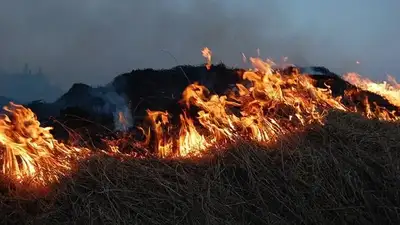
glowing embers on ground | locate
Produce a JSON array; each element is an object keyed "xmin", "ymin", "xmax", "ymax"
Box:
[{"xmin": 0, "ymin": 102, "xmax": 90, "ymax": 187}]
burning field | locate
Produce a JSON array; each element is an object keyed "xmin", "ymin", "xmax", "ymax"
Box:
[{"xmin": 0, "ymin": 48, "xmax": 400, "ymax": 224}]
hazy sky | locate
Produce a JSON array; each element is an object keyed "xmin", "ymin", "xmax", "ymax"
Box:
[{"xmin": 0, "ymin": 0, "xmax": 399, "ymax": 90}]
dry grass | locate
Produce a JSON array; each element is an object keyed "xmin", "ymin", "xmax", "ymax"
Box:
[{"xmin": 1, "ymin": 111, "xmax": 400, "ymax": 225}]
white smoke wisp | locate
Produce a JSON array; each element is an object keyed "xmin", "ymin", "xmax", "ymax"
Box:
[
  {"xmin": 113, "ymin": 104, "xmax": 133, "ymax": 132},
  {"xmin": 91, "ymin": 84, "xmax": 133, "ymax": 132}
]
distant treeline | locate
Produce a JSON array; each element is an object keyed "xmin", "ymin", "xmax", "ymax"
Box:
[{"xmin": 0, "ymin": 63, "xmax": 63, "ymax": 103}]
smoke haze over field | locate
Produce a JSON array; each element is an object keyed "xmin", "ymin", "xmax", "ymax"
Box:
[{"xmin": 0, "ymin": 0, "xmax": 399, "ymax": 91}]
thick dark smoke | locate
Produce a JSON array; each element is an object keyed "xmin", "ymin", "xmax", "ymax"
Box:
[{"xmin": 0, "ymin": 0, "xmax": 399, "ymax": 96}]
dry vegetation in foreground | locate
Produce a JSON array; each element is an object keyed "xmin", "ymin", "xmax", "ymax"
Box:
[{"xmin": 1, "ymin": 111, "xmax": 400, "ymax": 225}]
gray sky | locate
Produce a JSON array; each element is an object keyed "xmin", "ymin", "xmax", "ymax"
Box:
[{"xmin": 0, "ymin": 0, "xmax": 399, "ymax": 90}]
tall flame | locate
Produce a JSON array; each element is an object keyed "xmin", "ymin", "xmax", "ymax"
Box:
[
  {"xmin": 142, "ymin": 50, "xmax": 399, "ymax": 157},
  {"xmin": 0, "ymin": 48, "xmax": 399, "ymax": 189},
  {"xmin": 0, "ymin": 103, "xmax": 90, "ymax": 186},
  {"xmin": 202, "ymin": 47, "xmax": 212, "ymax": 70}
]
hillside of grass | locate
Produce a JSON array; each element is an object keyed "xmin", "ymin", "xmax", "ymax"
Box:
[{"xmin": 0, "ymin": 111, "xmax": 399, "ymax": 225}]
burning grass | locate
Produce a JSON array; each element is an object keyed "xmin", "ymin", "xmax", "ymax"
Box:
[
  {"xmin": 344, "ymin": 72, "xmax": 400, "ymax": 107},
  {"xmin": 1, "ymin": 111, "xmax": 400, "ymax": 224},
  {"xmin": 0, "ymin": 47, "xmax": 399, "ymax": 223},
  {"xmin": 0, "ymin": 48, "xmax": 399, "ymax": 188}
]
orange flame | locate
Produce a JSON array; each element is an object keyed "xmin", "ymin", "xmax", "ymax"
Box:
[
  {"xmin": 178, "ymin": 112, "xmax": 212, "ymax": 157},
  {"xmin": 145, "ymin": 110, "xmax": 174, "ymax": 158},
  {"xmin": 0, "ymin": 48, "xmax": 399, "ymax": 189},
  {"xmin": 0, "ymin": 103, "xmax": 90, "ymax": 187},
  {"xmin": 142, "ymin": 50, "xmax": 399, "ymax": 157},
  {"xmin": 202, "ymin": 47, "xmax": 212, "ymax": 70},
  {"xmin": 344, "ymin": 73, "xmax": 400, "ymax": 107}
]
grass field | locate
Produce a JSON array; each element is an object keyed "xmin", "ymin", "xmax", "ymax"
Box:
[{"xmin": 1, "ymin": 110, "xmax": 400, "ymax": 225}]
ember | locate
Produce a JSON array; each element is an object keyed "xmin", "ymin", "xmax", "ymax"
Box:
[{"xmin": 0, "ymin": 47, "xmax": 399, "ymax": 188}]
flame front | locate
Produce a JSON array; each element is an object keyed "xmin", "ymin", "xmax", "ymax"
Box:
[
  {"xmin": 344, "ymin": 73, "xmax": 400, "ymax": 107},
  {"xmin": 143, "ymin": 50, "xmax": 399, "ymax": 157},
  {"xmin": 0, "ymin": 48, "xmax": 399, "ymax": 189},
  {"xmin": 0, "ymin": 103, "xmax": 90, "ymax": 187}
]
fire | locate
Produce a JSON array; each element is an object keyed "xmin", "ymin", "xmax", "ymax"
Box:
[
  {"xmin": 344, "ymin": 73, "xmax": 400, "ymax": 107},
  {"xmin": 142, "ymin": 50, "xmax": 399, "ymax": 157},
  {"xmin": 202, "ymin": 47, "xmax": 212, "ymax": 70},
  {"xmin": 178, "ymin": 112, "xmax": 212, "ymax": 157},
  {"xmin": 116, "ymin": 111, "xmax": 130, "ymax": 132},
  {"xmin": 0, "ymin": 102, "xmax": 90, "ymax": 187},
  {"xmin": 0, "ymin": 47, "xmax": 399, "ymax": 189},
  {"xmin": 141, "ymin": 109, "xmax": 212, "ymax": 157}
]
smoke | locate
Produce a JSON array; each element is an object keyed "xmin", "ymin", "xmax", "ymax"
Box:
[
  {"xmin": 0, "ymin": 0, "xmax": 399, "ymax": 89},
  {"xmin": 90, "ymin": 83, "xmax": 133, "ymax": 131}
]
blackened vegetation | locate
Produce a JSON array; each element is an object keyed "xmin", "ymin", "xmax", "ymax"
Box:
[
  {"xmin": 25, "ymin": 64, "xmax": 399, "ymax": 152},
  {"xmin": 112, "ymin": 63, "xmax": 243, "ymax": 120}
]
